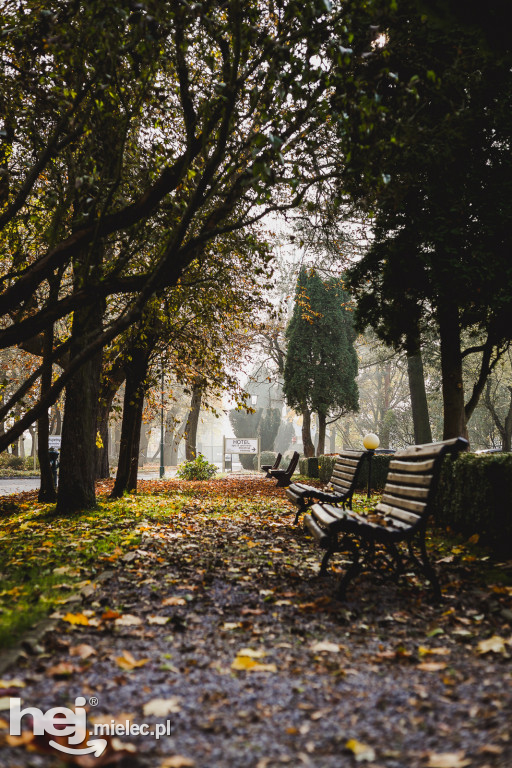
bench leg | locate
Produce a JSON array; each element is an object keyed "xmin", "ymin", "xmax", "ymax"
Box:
[
  {"xmin": 294, "ymin": 499, "xmax": 308, "ymax": 526},
  {"xmin": 336, "ymin": 537, "xmax": 362, "ymax": 599},
  {"xmin": 407, "ymin": 535, "xmax": 441, "ymax": 601}
]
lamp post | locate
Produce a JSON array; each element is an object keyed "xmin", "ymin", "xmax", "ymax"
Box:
[
  {"xmin": 363, "ymin": 433, "xmax": 380, "ymax": 498},
  {"xmin": 160, "ymin": 366, "xmax": 165, "ymax": 479}
]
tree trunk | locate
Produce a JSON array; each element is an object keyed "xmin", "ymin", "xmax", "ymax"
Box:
[
  {"xmin": 301, "ymin": 407, "xmax": 315, "ymax": 457},
  {"xmin": 406, "ymin": 331, "xmax": 432, "ymax": 444},
  {"xmin": 96, "ymin": 368, "xmax": 125, "ymax": 479},
  {"xmin": 185, "ymin": 380, "xmax": 203, "ymax": 460},
  {"xmin": 316, "ymin": 412, "xmax": 326, "ymax": 456},
  {"xmin": 110, "ymin": 348, "xmax": 149, "ymax": 498},
  {"xmin": 56, "ymin": 301, "xmax": 103, "ymax": 514},
  {"xmin": 438, "ymin": 303, "xmax": 469, "ymax": 441},
  {"xmin": 38, "ymin": 322, "xmax": 57, "ymax": 502}
]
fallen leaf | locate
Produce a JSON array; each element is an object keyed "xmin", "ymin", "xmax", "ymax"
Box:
[
  {"xmin": 46, "ymin": 662, "xmax": 76, "ymax": 677},
  {"xmin": 62, "ymin": 612, "xmax": 90, "ymax": 626},
  {"xmin": 116, "ymin": 651, "xmax": 150, "ymax": 670},
  {"xmin": 236, "ymin": 647, "xmax": 267, "ymax": 658},
  {"xmin": 147, "ymin": 615, "xmax": 170, "ymax": 625},
  {"xmin": 114, "ymin": 614, "xmax": 142, "ymax": 627},
  {"xmin": 162, "ymin": 597, "xmax": 186, "ymax": 606},
  {"xmin": 345, "ymin": 738, "xmax": 376, "ymax": 762},
  {"xmin": 160, "ymin": 757, "xmax": 195, "ymax": 768},
  {"xmin": 427, "ymin": 751, "xmax": 471, "ymax": 768},
  {"xmin": 143, "ymin": 697, "xmax": 181, "ymax": 716},
  {"xmin": 477, "ymin": 635, "xmax": 509, "ymax": 655},
  {"xmin": 0, "ymin": 678, "xmax": 25, "ymax": 688},
  {"xmin": 310, "ymin": 641, "xmax": 341, "ymax": 653},
  {"xmin": 69, "ymin": 644, "xmax": 97, "ymax": 659},
  {"xmin": 0, "ymin": 697, "xmax": 12, "ymax": 711},
  {"xmin": 101, "ymin": 610, "xmax": 121, "ymax": 620},
  {"xmin": 417, "ymin": 662, "xmax": 448, "ymax": 671}
]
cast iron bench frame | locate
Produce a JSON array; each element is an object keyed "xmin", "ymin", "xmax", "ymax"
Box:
[
  {"xmin": 303, "ymin": 437, "xmax": 468, "ymax": 600},
  {"xmin": 269, "ymin": 451, "xmax": 300, "ymax": 488},
  {"xmin": 286, "ymin": 450, "xmax": 368, "ymax": 525},
  {"xmin": 261, "ymin": 452, "xmax": 282, "ymax": 478}
]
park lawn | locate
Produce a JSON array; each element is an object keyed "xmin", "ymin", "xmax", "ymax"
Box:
[{"xmin": 0, "ymin": 476, "xmax": 507, "ymax": 650}]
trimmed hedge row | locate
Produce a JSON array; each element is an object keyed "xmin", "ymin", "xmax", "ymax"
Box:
[
  {"xmin": 300, "ymin": 450, "xmax": 512, "ymax": 554},
  {"xmin": 298, "ymin": 457, "xmax": 319, "ymax": 478},
  {"xmin": 433, "ymin": 452, "xmax": 512, "ymax": 555}
]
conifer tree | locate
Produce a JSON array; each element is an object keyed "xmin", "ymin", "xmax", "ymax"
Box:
[{"xmin": 283, "ymin": 268, "xmax": 359, "ymax": 456}]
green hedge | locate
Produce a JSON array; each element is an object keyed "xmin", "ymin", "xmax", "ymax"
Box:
[
  {"xmin": 355, "ymin": 454, "xmax": 392, "ymax": 492},
  {"xmin": 318, "ymin": 455, "xmax": 337, "ymax": 483},
  {"xmin": 255, "ymin": 451, "xmax": 278, "ymax": 470},
  {"xmin": 298, "ymin": 457, "xmax": 319, "ymax": 478},
  {"xmin": 433, "ymin": 452, "xmax": 512, "ymax": 555}
]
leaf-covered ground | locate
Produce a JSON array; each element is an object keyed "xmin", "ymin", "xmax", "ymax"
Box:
[{"xmin": 0, "ymin": 476, "xmax": 511, "ymax": 768}]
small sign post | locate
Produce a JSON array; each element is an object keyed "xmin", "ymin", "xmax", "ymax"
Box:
[
  {"xmin": 223, "ymin": 437, "xmax": 260, "ymax": 472},
  {"xmin": 48, "ymin": 435, "xmax": 62, "ymax": 450}
]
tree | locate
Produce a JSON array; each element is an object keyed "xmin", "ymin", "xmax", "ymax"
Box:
[
  {"xmin": 342, "ymin": 1, "xmax": 512, "ymax": 441},
  {"xmin": 283, "ymin": 268, "xmax": 359, "ymax": 456}
]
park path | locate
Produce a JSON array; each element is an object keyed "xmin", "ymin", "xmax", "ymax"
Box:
[{"xmin": 1, "ymin": 480, "xmax": 511, "ymax": 768}]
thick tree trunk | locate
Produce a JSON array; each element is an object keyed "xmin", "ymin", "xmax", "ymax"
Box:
[
  {"xmin": 56, "ymin": 301, "xmax": 103, "ymax": 514},
  {"xmin": 438, "ymin": 304, "xmax": 469, "ymax": 441},
  {"xmin": 110, "ymin": 348, "xmax": 149, "ymax": 498},
  {"xmin": 301, "ymin": 407, "xmax": 315, "ymax": 457},
  {"xmin": 316, "ymin": 412, "xmax": 326, "ymax": 456},
  {"xmin": 185, "ymin": 381, "xmax": 203, "ymax": 460},
  {"xmin": 406, "ymin": 331, "xmax": 432, "ymax": 444}
]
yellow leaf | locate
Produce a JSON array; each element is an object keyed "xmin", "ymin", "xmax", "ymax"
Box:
[
  {"xmin": 143, "ymin": 697, "xmax": 181, "ymax": 717},
  {"xmin": 116, "ymin": 651, "xmax": 150, "ymax": 670},
  {"xmin": 160, "ymin": 757, "xmax": 195, "ymax": 768},
  {"xmin": 345, "ymin": 739, "xmax": 376, "ymax": 762},
  {"xmin": 236, "ymin": 647, "xmax": 267, "ymax": 658},
  {"xmin": 0, "ymin": 678, "xmax": 25, "ymax": 688},
  {"xmin": 418, "ymin": 646, "xmax": 451, "ymax": 656},
  {"xmin": 477, "ymin": 635, "xmax": 508, "ymax": 654},
  {"xmin": 62, "ymin": 612, "xmax": 90, "ymax": 626},
  {"xmin": 427, "ymin": 751, "xmax": 471, "ymax": 767}
]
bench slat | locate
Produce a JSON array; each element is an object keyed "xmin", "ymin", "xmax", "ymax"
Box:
[
  {"xmin": 386, "ymin": 472, "xmax": 433, "ymax": 487},
  {"xmin": 383, "ymin": 483, "xmax": 430, "ymax": 500},
  {"xmin": 311, "ymin": 504, "xmax": 342, "ymax": 527},
  {"xmin": 330, "ymin": 479, "xmax": 352, "ymax": 492},
  {"xmin": 332, "ymin": 470, "xmax": 357, "ymax": 483},
  {"xmin": 389, "ymin": 458, "xmax": 436, "ymax": 474},
  {"xmin": 379, "ymin": 493, "xmax": 427, "ymax": 515},
  {"xmin": 304, "ymin": 513, "xmax": 329, "ymax": 545}
]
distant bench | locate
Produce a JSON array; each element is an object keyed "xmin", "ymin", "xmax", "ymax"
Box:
[
  {"xmin": 285, "ymin": 450, "xmax": 368, "ymax": 525},
  {"xmin": 303, "ymin": 437, "xmax": 468, "ymax": 600},
  {"xmin": 261, "ymin": 452, "xmax": 282, "ymax": 478},
  {"xmin": 268, "ymin": 451, "xmax": 300, "ymax": 488}
]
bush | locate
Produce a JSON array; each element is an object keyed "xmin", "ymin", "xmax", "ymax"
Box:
[
  {"xmin": 298, "ymin": 457, "xmax": 319, "ymax": 478},
  {"xmin": 177, "ymin": 454, "xmax": 217, "ymax": 481},
  {"xmin": 254, "ymin": 451, "xmax": 277, "ymax": 470},
  {"xmin": 318, "ymin": 455, "xmax": 337, "ymax": 483},
  {"xmin": 0, "ymin": 453, "xmax": 24, "ymax": 470},
  {"xmin": 433, "ymin": 452, "xmax": 512, "ymax": 555},
  {"xmin": 24, "ymin": 455, "xmax": 39, "ymax": 471},
  {"xmin": 355, "ymin": 454, "xmax": 392, "ymax": 492}
]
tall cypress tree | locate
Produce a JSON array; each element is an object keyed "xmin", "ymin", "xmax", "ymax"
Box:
[{"xmin": 283, "ymin": 268, "xmax": 359, "ymax": 456}]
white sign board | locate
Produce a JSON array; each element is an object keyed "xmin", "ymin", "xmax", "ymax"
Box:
[
  {"xmin": 48, "ymin": 435, "xmax": 62, "ymax": 449},
  {"xmin": 224, "ymin": 438, "xmax": 258, "ymax": 454}
]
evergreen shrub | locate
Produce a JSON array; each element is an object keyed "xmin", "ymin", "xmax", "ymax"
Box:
[
  {"xmin": 319, "ymin": 455, "xmax": 337, "ymax": 482},
  {"xmin": 255, "ymin": 451, "xmax": 277, "ymax": 470},
  {"xmin": 433, "ymin": 452, "xmax": 512, "ymax": 555},
  {"xmin": 355, "ymin": 454, "xmax": 392, "ymax": 491},
  {"xmin": 297, "ymin": 457, "xmax": 319, "ymax": 478}
]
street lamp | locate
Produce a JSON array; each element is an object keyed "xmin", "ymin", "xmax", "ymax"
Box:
[
  {"xmin": 160, "ymin": 366, "xmax": 165, "ymax": 479},
  {"xmin": 363, "ymin": 433, "xmax": 380, "ymax": 498}
]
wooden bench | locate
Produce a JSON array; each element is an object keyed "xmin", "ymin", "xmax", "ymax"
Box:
[
  {"xmin": 303, "ymin": 437, "xmax": 468, "ymax": 600},
  {"xmin": 286, "ymin": 450, "xmax": 368, "ymax": 525},
  {"xmin": 261, "ymin": 452, "xmax": 282, "ymax": 478},
  {"xmin": 269, "ymin": 451, "xmax": 300, "ymax": 488}
]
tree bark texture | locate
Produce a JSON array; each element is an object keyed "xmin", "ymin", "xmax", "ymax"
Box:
[
  {"xmin": 38, "ymin": 322, "xmax": 57, "ymax": 502},
  {"xmin": 316, "ymin": 412, "xmax": 326, "ymax": 456},
  {"xmin": 110, "ymin": 348, "xmax": 150, "ymax": 498},
  {"xmin": 56, "ymin": 301, "xmax": 103, "ymax": 513},
  {"xmin": 438, "ymin": 303, "xmax": 469, "ymax": 441},
  {"xmin": 185, "ymin": 381, "xmax": 204, "ymax": 460},
  {"xmin": 301, "ymin": 407, "xmax": 315, "ymax": 457},
  {"xmin": 406, "ymin": 331, "xmax": 433, "ymax": 444}
]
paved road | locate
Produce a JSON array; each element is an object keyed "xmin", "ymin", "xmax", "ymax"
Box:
[{"xmin": 0, "ymin": 470, "xmax": 180, "ymax": 496}]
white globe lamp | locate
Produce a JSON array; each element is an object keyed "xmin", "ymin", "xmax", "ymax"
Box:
[{"xmin": 363, "ymin": 433, "xmax": 380, "ymax": 451}]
